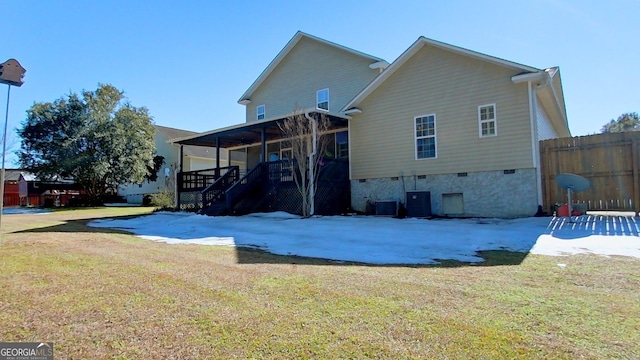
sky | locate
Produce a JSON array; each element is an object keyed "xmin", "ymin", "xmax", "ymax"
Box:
[
  {"xmin": 1, "ymin": 0, "xmax": 638, "ymax": 166},
  {"xmin": 84, "ymin": 210, "xmax": 640, "ymax": 264}
]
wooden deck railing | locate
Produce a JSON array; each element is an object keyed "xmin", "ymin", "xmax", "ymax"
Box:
[{"xmin": 177, "ymin": 166, "xmax": 237, "ymax": 192}]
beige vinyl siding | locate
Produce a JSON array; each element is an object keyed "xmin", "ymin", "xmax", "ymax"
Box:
[
  {"xmin": 245, "ymin": 37, "xmax": 380, "ymax": 123},
  {"xmin": 536, "ymin": 96, "xmax": 559, "ymax": 141},
  {"xmin": 350, "ymin": 45, "xmax": 533, "ymax": 179}
]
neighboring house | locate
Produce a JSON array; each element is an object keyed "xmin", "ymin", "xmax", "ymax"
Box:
[
  {"xmin": 118, "ymin": 125, "xmax": 234, "ymax": 204},
  {"xmin": 18, "ymin": 172, "xmax": 83, "ymax": 206},
  {"xmin": 3, "ymin": 169, "xmax": 22, "ymax": 207},
  {"xmin": 172, "ymin": 31, "xmax": 570, "ymax": 217}
]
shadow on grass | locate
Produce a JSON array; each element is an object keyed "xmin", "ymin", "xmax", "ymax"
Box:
[
  {"xmin": 10, "ymin": 213, "xmax": 149, "ymax": 235},
  {"xmin": 234, "ymin": 247, "xmax": 530, "ymax": 268}
]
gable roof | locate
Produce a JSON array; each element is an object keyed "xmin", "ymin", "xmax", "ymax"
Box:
[
  {"xmin": 155, "ymin": 125, "xmax": 197, "ymax": 140},
  {"xmin": 238, "ymin": 31, "xmax": 387, "ymax": 104},
  {"xmin": 343, "ymin": 36, "xmax": 543, "ymax": 111},
  {"xmin": 4, "ymin": 169, "xmax": 23, "ymax": 182},
  {"xmin": 155, "ymin": 125, "xmax": 228, "ymax": 160}
]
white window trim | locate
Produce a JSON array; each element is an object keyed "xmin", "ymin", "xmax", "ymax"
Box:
[
  {"xmin": 478, "ymin": 103, "xmax": 497, "ymax": 138},
  {"xmin": 414, "ymin": 113, "xmax": 437, "ymax": 160},
  {"xmin": 256, "ymin": 104, "xmax": 265, "ymax": 121},
  {"xmin": 316, "ymin": 88, "xmax": 329, "ymax": 111}
]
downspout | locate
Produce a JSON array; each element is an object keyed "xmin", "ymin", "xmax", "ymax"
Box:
[
  {"xmin": 528, "ymin": 81, "xmax": 544, "ymax": 207},
  {"xmin": 305, "ymin": 111, "xmax": 317, "ymax": 216},
  {"xmin": 513, "ymin": 71, "xmax": 550, "ymax": 212}
]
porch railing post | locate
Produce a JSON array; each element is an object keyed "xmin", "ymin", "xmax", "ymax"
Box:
[
  {"xmin": 179, "ymin": 145, "xmax": 184, "ymax": 173},
  {"xmin": 215, "ymin": 136, "xmax": 221, "ymax": 177},
  {"xmin": 260, "ymin": 127, "xmax": 266, "ymax": 163}
]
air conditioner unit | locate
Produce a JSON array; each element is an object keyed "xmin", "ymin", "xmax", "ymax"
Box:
[
  {"xmin": 375, "ymin": 200, "xmax": 398, "ymax": 216},
  {"xmin": 406, "ymin": 191, "xmax": 431, "ymax": 218}
]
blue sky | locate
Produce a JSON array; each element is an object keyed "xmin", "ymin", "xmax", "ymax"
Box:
[{"xmin": 1, "ymin": 0, "xmax": 638, "ymax": 165}]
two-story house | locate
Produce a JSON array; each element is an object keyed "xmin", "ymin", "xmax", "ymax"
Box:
[{"xmin": 173, "ymin": 31, "xmax": 570, "ymax": 217}]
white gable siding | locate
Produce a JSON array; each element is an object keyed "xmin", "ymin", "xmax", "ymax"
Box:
[
  {"xmin": 350, "ymin": 45, "xmax": 533, "ymax": 180},
  {"xmin": 245, "ymin": 37, "xmax": 380, "ymax": 122},
  {"xmin": 118, "ymin": 131, "xmax": 180, "ymax": 202},
  {"xmin": 536, "ymin": 96, "xmax": 559, "ymax": 141},
  {"xmin": 184, "ymin": 157, "xmax": 219, "ymax": 172}
]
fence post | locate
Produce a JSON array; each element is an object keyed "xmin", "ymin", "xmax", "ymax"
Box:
[
  {"xmin": 542, "ymin": 139, "xmax": 555, "ymax": 214},
  {"xmin": 542, "ymin": 140, "xmax": 550, "ymax": 214}
]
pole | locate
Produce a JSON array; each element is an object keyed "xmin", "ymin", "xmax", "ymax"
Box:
[
  {"xmin": 0, "ymin": 84, "xmax": 11, "ymax": 247},
  {"xmin": 567, "ymin": 187, "xmax": 572, "ymax": 223}
]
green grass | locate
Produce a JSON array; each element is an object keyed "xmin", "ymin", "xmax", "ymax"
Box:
[{"xmin": 1, "ymin": 207, "xmax": 639, "ymax": 359}]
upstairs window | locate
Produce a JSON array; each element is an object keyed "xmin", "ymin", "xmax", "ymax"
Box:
[
  {"xmin": 257, "ymin": 104, "xmax": 265, "ymax": 120},
  {"xmin": 415, "ymin": 114, "xmax": 437, "ymax": 159},
  {"xmin": 316, "ymin": 88, "xmax": 329, "ymax": 111},
  {"xmin": 478, "ymin": 104, "xmax": 496, "ymax": 137}
]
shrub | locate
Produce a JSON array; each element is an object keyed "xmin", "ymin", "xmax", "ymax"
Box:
[{"xmin": 147, "ymin": 191, "xmax": 175, "ymax": 210}]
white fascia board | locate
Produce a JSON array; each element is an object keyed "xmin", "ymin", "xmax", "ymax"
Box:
[
  {"xmin": 238, "ymin": 31, "xmax": 386, "ymax": 104},
  {"xmin": 345, "ymin": 36, "xmax": 543, "ymax": 111},
  {"xmin": 343, "ymin": 38, "xmax": 426, "ymax": 111},
  {"xmin": 167, "ymin": 109, "xmax": 351, "ymax": 144}
]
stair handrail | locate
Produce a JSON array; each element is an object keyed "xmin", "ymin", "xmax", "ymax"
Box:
[
  {"xmin": 200, "ymin": 166, "xmax": 240, "ymax": 208},
  {"xmin": 225, "ymin": 162, "xmax": 267, "ymax": 210}
]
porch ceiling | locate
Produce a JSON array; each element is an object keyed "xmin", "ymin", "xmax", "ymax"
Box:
[{"xmin": 173, "ymin": 112, "xmax": 349, "ymax": 148}]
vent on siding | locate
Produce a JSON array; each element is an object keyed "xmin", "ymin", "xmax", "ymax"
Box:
[
  {"xmin": 442, "ymin": 193, "xmax": 464, "ymax": 215},
  {"xmin": 359, "ymin": 179, "xmax": 367, "ymax": 183},
  {"xmin": 457, "ymin": 172, "xmax": 468, "ymax": 177},
  {"xmin": 417, "ymin": 175, "xmax": 426, "ymax": 179},
  {"xmin": 504, "ymin": 169, "xmax": 516, "ymax": 174}
]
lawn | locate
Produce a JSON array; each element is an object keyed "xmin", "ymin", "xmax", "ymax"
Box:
[{"xmin": 1, "ymin": 207, "xmax": 639, "ymax": 359}]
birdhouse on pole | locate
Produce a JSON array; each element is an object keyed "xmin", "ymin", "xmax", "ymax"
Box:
[{"xmin": 0, "ymin": 59, "xmax": 26, "ymax": 87}]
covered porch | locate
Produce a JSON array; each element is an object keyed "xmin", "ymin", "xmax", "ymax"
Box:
[{"xmin": 172, "ymin": 111, "xmax": 351, "ymax": 215}]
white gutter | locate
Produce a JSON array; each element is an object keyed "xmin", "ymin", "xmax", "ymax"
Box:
[
  {"xmin": 511, "ymin": 71, "xmax": 546, "ymax": 84},
  {"xmin": 514, "ymin": 69, "xmax": 569, "ymax": 137},
  {"xmin": 305, "ymin": 111, "xmax": 317, "ymax": 216},
  {"xmin": 369, "ymin": 61, "xmax": 389, "ymax": 73}
]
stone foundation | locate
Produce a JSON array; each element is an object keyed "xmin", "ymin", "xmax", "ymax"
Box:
[{"xmin": 351, "ymin": 169, "xmax": 539, "ymax": 218}]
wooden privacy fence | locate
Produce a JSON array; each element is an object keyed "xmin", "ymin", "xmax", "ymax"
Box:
[{"xmin": 540, "ymin": 132, "xmax": 640, "ymax": 215}]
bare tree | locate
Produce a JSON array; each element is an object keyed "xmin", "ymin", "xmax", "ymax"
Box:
[{"xmin": 278, "ymin": 109, "xmax": 332, "ymax": 217}]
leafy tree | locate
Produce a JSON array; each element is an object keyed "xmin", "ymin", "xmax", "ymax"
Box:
[
  {"xmin": 600, "ymin": 112, "xmax": 640, "ymax": 133},
  {"xmin": 18, "ymin": 84, "xmax": 157, "ymax": 204},
  {"xmin": 144, "ymin": 155, "xmax": 165, "ymax": 182}
]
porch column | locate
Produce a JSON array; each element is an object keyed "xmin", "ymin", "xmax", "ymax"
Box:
[
  {"xmin": 260, "ymin": 126, "xmax": 266, "ymax": 163},
  {"xmin": 215, "ymin": 136, "xmax": 220, "ymax": 174},
  {"xmin": 179, "ymin": 145, "xmax": 184, "ymax": 172}
]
